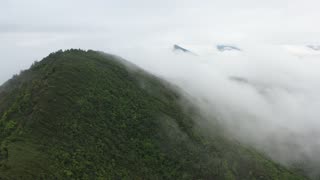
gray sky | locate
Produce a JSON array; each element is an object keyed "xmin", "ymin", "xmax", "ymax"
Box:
[{"xmin": 1, "ymin": 0, "xmax": 320, "ymax": 83}]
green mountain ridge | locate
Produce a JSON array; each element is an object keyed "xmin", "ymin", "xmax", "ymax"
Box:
[{"xmin": 0, "ymin": 49, "xmax": 306, "ymax": 179}]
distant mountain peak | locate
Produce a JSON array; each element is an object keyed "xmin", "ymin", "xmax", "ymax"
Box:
[
  {"xmin": 217, "ymin": 45, "xmax": 241, "ymax": 52},
  {"xmin": 307, "ymin": 45, "xmax": 320, "ymax": 51},
  {"xmin": 173, "ymin": 44, "xmax": 189, "ymax": 52},
  {"xmin": 173, "ymin": 44, "xmax": 196, "ymax": 55}
]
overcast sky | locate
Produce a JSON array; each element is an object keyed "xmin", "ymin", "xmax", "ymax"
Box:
[{"xmin": 1, "ymin": 0, "xmax": 320, "ymax": 83}]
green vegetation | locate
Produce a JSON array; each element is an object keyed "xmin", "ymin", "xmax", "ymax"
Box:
[{"xmin": 0, "ymin": 49, "xmax": 307, "ymax": 179}]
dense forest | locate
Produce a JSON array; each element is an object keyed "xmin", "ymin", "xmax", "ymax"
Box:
[{"xmin": 0, "ymin": 49, "xmax": 307, "ymax": 179}]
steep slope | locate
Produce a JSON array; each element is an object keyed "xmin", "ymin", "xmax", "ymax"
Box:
[{"xmin": 0, "ymin": 49, "xmax": 306, "ymax": 179}]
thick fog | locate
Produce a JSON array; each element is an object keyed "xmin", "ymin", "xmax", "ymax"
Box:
[{"xmin": 2, "ymin": 0, "xmax": 320, "ymax": 177}]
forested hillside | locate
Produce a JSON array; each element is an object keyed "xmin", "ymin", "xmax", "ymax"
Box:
[{"xmin": 0, "ymin": 49, "xmax": 306, "ymax": 179}]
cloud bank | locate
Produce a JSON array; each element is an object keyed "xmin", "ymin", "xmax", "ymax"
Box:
[{"xmin": 128, "ymin": 46, "xmax": 320, "ymax": 177}]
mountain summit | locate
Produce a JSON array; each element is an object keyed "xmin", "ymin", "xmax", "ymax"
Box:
[{"xmin": 0, "ymin": 49, "xmax": 305, "ymax": 179}]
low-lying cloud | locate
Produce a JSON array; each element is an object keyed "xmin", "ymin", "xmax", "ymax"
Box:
[{"xmin": 127, "ymin": 45, "xmax": 320, "ymax": 177}]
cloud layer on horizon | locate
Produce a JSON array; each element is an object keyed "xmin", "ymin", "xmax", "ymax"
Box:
[{"xmin": 1, "ymin": 0, "xmax": 320, "ymax": 83}]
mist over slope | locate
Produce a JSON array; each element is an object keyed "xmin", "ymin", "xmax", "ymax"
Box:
[
  {"xmin": 0, "ymin": 49, "xmax": 306, "ymax": 179},
  {"xmin": 126, "ymin": 45, "xmax": 320, "ymax": 178}
]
